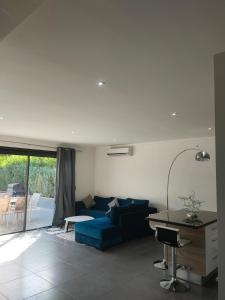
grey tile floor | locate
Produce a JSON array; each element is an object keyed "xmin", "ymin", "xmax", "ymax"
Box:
[{"xmin": 0, "ymin": 230, "xmax": 218, "ymax": 300}]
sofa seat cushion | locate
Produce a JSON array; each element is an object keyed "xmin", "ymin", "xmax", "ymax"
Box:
[
  {"xmin": 75, "ymin": 217, "xmax": 121, "ymax": 240},
  {"xmin": 78, "ymin": 209, "xmax": 105, "ymax": 219}
]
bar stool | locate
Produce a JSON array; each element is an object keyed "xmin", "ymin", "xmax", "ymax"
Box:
[
  {"xmin": 155, "ymin": 225, "xmax": 191, "ymax": 292},
  {"xmin": 149, "ymin": 221, "xmax": 168, "ymax": 270}
]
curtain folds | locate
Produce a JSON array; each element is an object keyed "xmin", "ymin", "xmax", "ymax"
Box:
[{"xmin": 52, "ymin": 147, "xmax": 76, "ymax": 226}]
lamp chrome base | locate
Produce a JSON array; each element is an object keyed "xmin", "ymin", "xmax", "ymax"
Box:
[
  {"xmin": 160, "ymin": 278, "xmax": 190, "ymax": 292},
  {"xmin": 153, "ymin": 259, "xmax": 168, "ymax": 270}
]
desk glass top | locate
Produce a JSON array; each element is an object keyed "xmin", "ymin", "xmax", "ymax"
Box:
[{"xmin": 147, "ymin": 209, "xmax": 217, "ymax": 228}]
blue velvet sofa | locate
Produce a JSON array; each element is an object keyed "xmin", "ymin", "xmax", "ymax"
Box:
[{"xmin": 75, "ymin": 196, "xmax": 157, "ymax": 250}]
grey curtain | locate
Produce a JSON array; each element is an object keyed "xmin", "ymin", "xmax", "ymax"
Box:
[{"xmin": 52, "ymin": 147, "xmax": 76, "ymax": 226}]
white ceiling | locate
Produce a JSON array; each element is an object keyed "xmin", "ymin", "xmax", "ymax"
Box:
[
  {"xmin": 0, "ymin": 0, "xmax": 44, "ymax": 40},
  {"xmin": 0, "ymin": 0, "xmax": 224, "ymax": 146}
]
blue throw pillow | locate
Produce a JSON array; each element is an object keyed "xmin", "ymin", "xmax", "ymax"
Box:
[
  {"xmin": 105, "ymin": 198, "xmax": 119, "ymax": 215},
  {"xmin": 94, "ymin": 196, "xmax": 114, "ymax": 211}
]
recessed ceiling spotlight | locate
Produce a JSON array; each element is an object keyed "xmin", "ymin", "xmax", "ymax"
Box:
[
  {"xmin": 171, "ymin": 112, "xmax": 177, "ymax": 117},
  {"xmin": 97, "ymin": 81, "xmax": 105, "ymax": 86},
  {"xmin": 208, "ymin": 127, "xmax": 212, "ymax": 131},
  {"xmin": 0, "ymin": 116, "xmax": 4, "ymax": 120}
]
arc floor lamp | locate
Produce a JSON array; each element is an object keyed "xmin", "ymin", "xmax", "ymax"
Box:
[{"xmin": 154, "ymin": 148, "xmax": 210, "ymax": 270}]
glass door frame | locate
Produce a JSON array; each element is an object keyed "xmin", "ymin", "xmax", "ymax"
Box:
[{"xmin": 0, "ymin": 146, "xmax": 56, "ymax": 235}]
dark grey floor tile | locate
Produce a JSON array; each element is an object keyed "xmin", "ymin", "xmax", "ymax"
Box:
[
  {"xmin": 16, "ymin": 252, "xmax": 63, "ymax": 272},
  {"xmin": 41, "ymin": 241, "xmax": 88, "ymax": 262},
  {"xmin": 61, "ymin": 255, "xmax": 102, "ymax": 274},
  {"xmin": 0, "ymin": 262, "xmax": 32, "ymax": 284},
  {"xmin": 25, "ymin": 288, "xmax": 75, "ymax": 300},
  {"xmin": 0, "ymin": 274, "xmax": 54, "ymax": 300},
  {"xmin": 50, "ymin": 248, "xmax": 76, "ymax": 261},
  {"xmin": 36, "ymin": 262, "xmax": 86, "ymax": 285},
  {"xmin": 57, "ymin": 273, "xmax": 119, "ymax": 300},
  {"xmin": 101, "ymin": 285, "xmax": 164, "ymax": 300}
]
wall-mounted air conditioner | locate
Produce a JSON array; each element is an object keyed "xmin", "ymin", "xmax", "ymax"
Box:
[{"xmin": 107, "ymin": 146, "xmax": 133, "ymax": 156}]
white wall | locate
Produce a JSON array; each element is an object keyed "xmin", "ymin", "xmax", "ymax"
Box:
[
  {"xmin": 0, "ymin": 135, "xmax": 95, "ymax": 201},
  {"xmin": 94, "ymin": 137, "xmax": 217, "ymax": 212},
  {"xmin": 0, "ymin": 135, "xmax": 216, "ymax": 211},
  {"xmin": 75, "ymin": 147, "xmax": 95, "ymax": 201},
  {"xmin": 214, "ymin": 51, "xmax": 225, "ymax": 300}
]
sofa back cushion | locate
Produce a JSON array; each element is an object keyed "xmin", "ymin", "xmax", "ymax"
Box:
[
  {"xmin": 127, "ymin": 198, "xmax": 149, "ymax": 209},
  {"xmin": 117, "ymin": 199, "xmax": 132, "ymax": 206},
  {"xmin": 130, "ymin": 203, "xmax": 148, "ymax": 211},
  {"xmin": 110, "ymin": 200, "xmax": 150, "ymax": 226},
  {"xmin": 94, "ymin": 196, "xmax": 114, "ymax": 211},
  {"xmin": 118, "ymin": 198, "xmax": 149, "ymax": 208}
]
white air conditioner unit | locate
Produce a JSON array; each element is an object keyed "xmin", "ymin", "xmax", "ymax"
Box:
[{"xmin": 107, "ymin": 146, "xmax": 133, "ymax": 156}]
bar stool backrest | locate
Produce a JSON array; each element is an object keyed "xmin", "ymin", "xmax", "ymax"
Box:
[{"xmin": 155, "ymin": 225, "xmax": 180, "ymax": 248}]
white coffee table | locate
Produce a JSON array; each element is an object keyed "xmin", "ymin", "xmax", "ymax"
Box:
[{"xmin": 64, "ymin": 215, "xmax": 94, "ymax": 232}]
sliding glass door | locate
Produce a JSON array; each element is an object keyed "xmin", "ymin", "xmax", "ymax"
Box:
[
  {"xmin": 26, "ymin": 156, "xmax": 56, "ymax": 230},
  {"xmin": 0, "ymin": 147, "xmax": 56, "ymax": 235},
  {"xmin": 0, "ymin": 154, "xmax": 28, "ymax": 235}
]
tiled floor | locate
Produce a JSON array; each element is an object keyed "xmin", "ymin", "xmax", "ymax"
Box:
[{"xmin": 0, "ymin": 230, "xmax": 218, "ymax": 300}]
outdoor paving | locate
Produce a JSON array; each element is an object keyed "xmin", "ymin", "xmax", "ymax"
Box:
[{"xmin": 0, "ymin": 208, "xmax": 53, "ymax": 235}]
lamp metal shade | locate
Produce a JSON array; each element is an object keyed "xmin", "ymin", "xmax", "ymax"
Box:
[{"xmin": 195, "ymin": 151, "xmax": 210, "ymax": 162}]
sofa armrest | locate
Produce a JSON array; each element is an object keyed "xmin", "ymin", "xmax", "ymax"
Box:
[
  {"xmin": 118, "ymin": 209, "xmax": 153, "ymax": 239},
  {"xmin": 118, "ymin": 209, "xmax": 150, "ymax": 229},
  {"xmin": 75, "ymin": 201, "xmax": 86, "ymax": 215},
  {"xmin": 119, "ymin": 211, "xmax": 143, "ymax": 225}
]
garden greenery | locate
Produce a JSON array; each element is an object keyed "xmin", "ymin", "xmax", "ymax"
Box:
[{"xmin": 0, "ymin": 155, "xmax": 56, "ymax": 198}]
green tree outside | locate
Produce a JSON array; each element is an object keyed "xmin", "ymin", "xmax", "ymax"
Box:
[{"xmin": 0, "ymin": 155, "xmax": 56, "ymax": 198}]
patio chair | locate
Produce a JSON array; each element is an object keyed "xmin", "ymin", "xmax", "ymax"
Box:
[
  {"xmin": 27, "ymin": 193, "xmax": 41, "ymax": 224},
  {"xmin": 15, "ymin": 197, "xmax": 26, "ymax": 224},
  {"xmin": 0, "ymin": 196, "xmax": 10, "ymax": 226}
]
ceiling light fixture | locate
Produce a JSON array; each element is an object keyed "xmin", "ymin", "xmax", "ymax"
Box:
[
  {"xmin": 208, "ymin": 127, "xmax": 212, "ymax": 131},
  {"xmin": 171, "ymin": 112, "xmax": 177, "ymax": 117},
  {"xmin": 71, "ymin": 130, "xmax": 75, "ymax": 134},
  {"xmin": 97, "ymin": 81, "xmax": 105, "ymax": 86},
  {"xmin": 0, "ymin": 116, "xmax": 4, "ymax": 120}
]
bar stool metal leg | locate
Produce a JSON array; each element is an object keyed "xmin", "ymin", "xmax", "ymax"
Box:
[
  {"xmin": 153, "ymin": 244, "xmax": 168, "ymax": 270},
  {"xmin": 160, "ymin": 247, "xmax": 190, "ymax": 292}
]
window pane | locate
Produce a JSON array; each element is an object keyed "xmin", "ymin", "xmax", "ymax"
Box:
[
  {"xmin": 26, "ymin": 156, "xmax": 56, "ymax": 230},
  {"xmin": 0, "ymin": 154, "xmax": 28, "ymax": 234}
]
